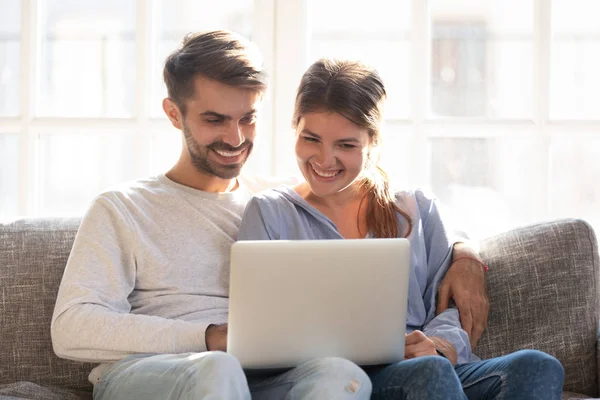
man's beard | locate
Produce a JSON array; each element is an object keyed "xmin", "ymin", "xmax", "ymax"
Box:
[{"xmin": 182, "ymin": 122, "xmax": 253, "ymax": 180}]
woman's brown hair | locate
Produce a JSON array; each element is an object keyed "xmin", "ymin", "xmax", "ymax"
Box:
[{"xmin": 292, "ymin": 58, "xmax": 412, "ymax": 238}]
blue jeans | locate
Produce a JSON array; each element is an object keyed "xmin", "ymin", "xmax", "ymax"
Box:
[
  {"xmin": 93, "ymin": 351, "xmax": 371, "ymax": 400},
  {"xmin": 365, "ymin": 350, "xmax": 564, "ymax": 400}
]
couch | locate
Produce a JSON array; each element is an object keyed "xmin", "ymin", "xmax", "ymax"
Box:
[{"xmin": 0, "ymin": 217, "xmax": 598, "ymax": 399}]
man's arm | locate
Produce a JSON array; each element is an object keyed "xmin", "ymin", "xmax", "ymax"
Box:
[
  {"xmin": 51, "ymin": 194, "xmax": 210, "ymax": 363},
  {"xmin": 436, "ymin": 242, "xmax": 489, "ymax": 350},
  {"xmin": 415, "ymin": 190, "xmax": 489, "ymax": 351}
]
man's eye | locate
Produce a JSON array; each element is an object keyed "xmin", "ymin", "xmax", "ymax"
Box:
[
  {"xmin": 241, "ymin": 117, "xmax": 256, "ymax": 124},
  {"xmin": 206, "ymin": 119, "xmax": 222, "ymax": 124}
]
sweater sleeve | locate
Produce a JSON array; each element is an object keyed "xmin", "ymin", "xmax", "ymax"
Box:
[
  {"xmin": 51, "ymin": 195, "xmax": 209, "ymax": 363},
  {"xmin": 415, "ymin": 190, "xmax": 472, "ymax": 365}
]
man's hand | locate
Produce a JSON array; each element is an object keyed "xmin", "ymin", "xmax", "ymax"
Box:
[
  {"xmin": 436, "ymin": 243, "xmax": 489, "ymax": 350},
  {"xmin": 404, "ymin": 331, "xmax": 437, "ymax": 359},
  {"xmin": 205, "ymin": 323, "xmax": 228, "ymax": 351}
]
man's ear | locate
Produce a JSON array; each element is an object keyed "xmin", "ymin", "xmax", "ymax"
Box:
[{"xmin": 163, "ymin": 98, "xmax": 183, "ymax": 130}]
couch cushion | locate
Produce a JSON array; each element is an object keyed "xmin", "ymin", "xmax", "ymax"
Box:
[
  {"xmin": 477, "ymin": 219, "xmax": 599, "ymax": 396},
  {"xmin": 0, "ymin": 218, "xmax": 93, "ymax": 391},
  {"xmin": 0, "ymin": 382, "xmax": 91, "ymax": 400}
]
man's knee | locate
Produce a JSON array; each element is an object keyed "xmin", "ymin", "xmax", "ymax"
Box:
[
  {"xmin": 308, "ymin": 357, "xmax": 371, "ymax": 394},
  {"xmin": 185, "ymin": 351, "xmax": 244, "ymax": 378}
]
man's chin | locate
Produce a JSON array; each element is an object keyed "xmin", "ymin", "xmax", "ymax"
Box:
[{"xmin": 205, "ymin": 163, "xmax": 245, "ymax": 180}]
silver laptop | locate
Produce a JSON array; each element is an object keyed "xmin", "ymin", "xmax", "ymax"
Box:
[{"xmin": 227, "ymin": 239, "xmax": 410, "ymax": 369}]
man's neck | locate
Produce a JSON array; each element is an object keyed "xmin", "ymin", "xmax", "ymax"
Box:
[{"xmin": 166, "ymin": 163, "xmax": 238, "ymax": 193}]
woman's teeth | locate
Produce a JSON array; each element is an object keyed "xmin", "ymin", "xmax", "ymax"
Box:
[{"xmin": 311, "ymin": 165, "xmax": 340, "ymax": 178}]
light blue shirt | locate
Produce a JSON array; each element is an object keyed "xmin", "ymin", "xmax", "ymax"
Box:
[{"xmin": 237, "ymin": 185, "xmax": 477, "ymax": 365}]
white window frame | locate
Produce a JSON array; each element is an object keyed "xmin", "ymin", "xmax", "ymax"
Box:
[
  {"xmin": 4, "ymin": 0, "xmax": 600, "ymax": 220},
  {"xmin": 271, "ymin": 0, "xmax": 600, "ymax": 226}
]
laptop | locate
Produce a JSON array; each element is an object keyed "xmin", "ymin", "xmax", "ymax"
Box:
[{"xmin": 227, "ymin": 238, "xmax": 410, "ymax": 369}]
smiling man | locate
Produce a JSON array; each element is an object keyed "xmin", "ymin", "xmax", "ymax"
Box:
[{"xmin": 50, "ymin": 30, "xmax": 488, "ymax": 400}]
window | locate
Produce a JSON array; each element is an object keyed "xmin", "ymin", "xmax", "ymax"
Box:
[
  {"xmin": 0, "ymin": 0, "xmax": 20, "ymax": 116},
  {"xmin": 1, "ymin": 0, "xmax": 267, "ymax": 217},
  {"xmin": 2, "ymin": 0, "xmax": 599, "ymax": 242}
]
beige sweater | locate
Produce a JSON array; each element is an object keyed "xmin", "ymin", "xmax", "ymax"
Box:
[{"xmin": 51, "ymin": 174, "xmax": 254, "ymax": 384}]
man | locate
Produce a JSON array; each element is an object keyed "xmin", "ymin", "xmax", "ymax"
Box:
[{"xmin": 51, "ymin": 30, "xmax": 488, "ymax": 400}]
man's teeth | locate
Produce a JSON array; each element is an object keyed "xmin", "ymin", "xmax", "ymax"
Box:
[
  {"xmin": 215, "ymin": 149, "xmax": 244, "ymax": 157},
  {"xmin": 311, "ymin": 165, "xmax": 340, "ymax": 178}
]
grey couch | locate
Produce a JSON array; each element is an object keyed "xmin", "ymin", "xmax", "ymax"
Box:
[{"xmin": 0, "ymin": 217, "xmax": 598, "ymax": 399}]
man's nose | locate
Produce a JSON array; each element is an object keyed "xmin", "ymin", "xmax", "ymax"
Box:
[{"xmin": 222, "ymin": 123, "xmax": 245, "ymax": 148}]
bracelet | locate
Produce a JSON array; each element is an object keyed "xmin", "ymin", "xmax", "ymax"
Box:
[{"xmin": 452, "ymin": 256, "xmax": 489, "ymax": 272}]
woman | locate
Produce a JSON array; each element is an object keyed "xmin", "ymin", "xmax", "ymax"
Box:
[{"xmin": 238, "ymin": 58, "xmax": 564, "ymax": 399}]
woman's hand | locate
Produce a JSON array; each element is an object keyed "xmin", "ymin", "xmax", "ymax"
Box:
[
  {"xmin": 405, "ymin": 331, "xmax": 458, "ymax": 365},
  {"xmin": 404, "ymin": 330, "xmax": 437, "ymax": 359}
]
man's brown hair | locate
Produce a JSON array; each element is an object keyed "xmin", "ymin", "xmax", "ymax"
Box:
[{"xmin": 163, "ymin": 30, "xmax": 267, "ymax": 114}]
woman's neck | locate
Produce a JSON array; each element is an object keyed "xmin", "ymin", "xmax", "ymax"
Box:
[
  {"xmin": 294, "ymin": 181, "xmax": 361, "ymax": 210},
  {"xmin": 294, "ymin": 181, "xmax": 369, "ymax": 238}
]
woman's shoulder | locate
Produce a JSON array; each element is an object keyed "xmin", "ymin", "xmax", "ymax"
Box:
[
  {"xmin": 245, "ymin": 185, "xmax": 299, "ymax": 215},
  {"xmin": 393, "ymin": 187, "xmax": 438, "ymax": 206}
]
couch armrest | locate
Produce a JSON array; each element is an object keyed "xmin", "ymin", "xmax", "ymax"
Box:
[{"xmin": 476, "ymin": 219, "xmax": 599, "ymax": 397}]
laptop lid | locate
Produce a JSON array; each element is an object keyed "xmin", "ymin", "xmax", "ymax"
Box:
[{"xmin": 227, "ymin": 238, "xmax": 410, "ymax": 369}]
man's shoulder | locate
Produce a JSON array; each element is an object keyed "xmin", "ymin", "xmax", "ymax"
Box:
[
  {"xmin": 393, "ymin": 187, "xmax": 438, "ymax": 207},
  {"xmin": 88, "ymin": 175, "xmax": 168, "ymax": 215}
]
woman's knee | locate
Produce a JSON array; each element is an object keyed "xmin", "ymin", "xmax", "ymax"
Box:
[
  {"xmin": 411, "ymin": 355, "xmax": 456, "ymax": 379},
  {"xmin": 507, "ymin": 350, "xmax": 564, "ymax": 381},
  {"xmin": 374, "ymin": 357, "xmax": 463, "ymax": 400}
]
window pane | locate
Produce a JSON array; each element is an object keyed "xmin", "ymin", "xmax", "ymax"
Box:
[
  {"xmin": 0, "ymin": 0, "xmax": 20, "ymax": 116},
  {"xmin": 308, "ymin": 0, "xmax": 411, "ymax": 119},
  {"xmin": 37, "ymin": 0, "xmax": 136, "ymax": 117},
  {"xmin": 0, "ymin": 134, "xmax": 19, "ymax": 216},
  {"xmin": 378, "ymin": 123, "xmax": 412, "ymax": 186},
  {"xmin": 150, "ymin": 130, "xmax": 181, "ymax": 175},
  {"xmin": 429, "ymin": 136, "xmax": 538, "ymax": 239},
  {"xmin": 550, "ymin": 0, "xmax": 600, "ymax": 119},
  {"xmin": 151, "ymin": 0, "xmax": 254, "ymax": 117},
  {"xmin": 430, "ymin": 0, "xmax": 533, "ymax": 118},
  {"xmin": 550, "ymin": 137, "xmax": 600, "ymax": 233},
  {"xmin": 37, "ymin": 132, "xmax": 137, "ymax": 215}
]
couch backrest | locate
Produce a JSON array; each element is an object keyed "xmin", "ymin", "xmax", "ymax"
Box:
[
  {"xmin": 477, "ymin": 219, "xmax": 599, "ymax": 396},
  {"xmin": 0, "ymin": 218, "xmax": 93, "ymax": 391}
]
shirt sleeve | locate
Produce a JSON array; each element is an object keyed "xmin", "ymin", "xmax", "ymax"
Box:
[
  {"xmin": 238, "ymin": 195, "xmax": 276, "ymax": 240},
  {"xmin": 51, "ymin": 195, "xmax": 209, "ymax": 363},
  {"xmin": 415, "ymin": 190, "xmax": 472, "ymax": 365}
]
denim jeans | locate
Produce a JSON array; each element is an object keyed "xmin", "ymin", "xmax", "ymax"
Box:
[
  {"xmin": 365, "ymin": 350, "xmax": 564, "ymax": 400},
  {"xmin": 93, "ymin": 351, "xmax": 371, "ymax": 400}
]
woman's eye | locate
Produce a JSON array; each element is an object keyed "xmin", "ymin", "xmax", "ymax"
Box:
[
  {"xmin": 340, "ymin": 144, "xmax": 356, "ymax": 149},
  {"xmin": 303, "ymin": 136, "xmax": 319, "ymax": 143}
]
